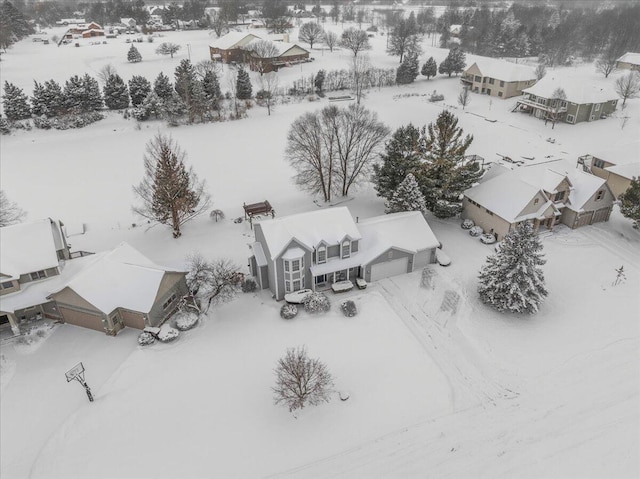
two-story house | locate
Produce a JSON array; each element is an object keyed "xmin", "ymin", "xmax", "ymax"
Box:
[
  {"xmin": 516, "ymin": 76, "xmax": 618, "ymax": 125},
  {"xmin": 579, "ymin": 141, "xmax": 640, "ymax": 198},
  {"xmin": 248, "ymin": 207, "xmax": 440, "ymax": 300},
  {"xmin": 615, "ymin": 52, "xmax": 640, "ymax": 71},
  {"xmin": 461, "ymin": 58, "xmax": 537, "ymax": 99},
  {"xmin": 462, "ymin": 160, "xmax": 615, "ymax": 240}
]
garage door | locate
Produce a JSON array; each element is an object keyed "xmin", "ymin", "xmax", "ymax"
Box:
[
  {"xmin": 592, "ymin": 207, "xmax": 610, "ymax": 224},
  {"xmin": 59, "ymin": 307, "xmax": 105, "ymax": 332},
  {"xmin": 370, "ymin": 257, "xmax": 409, "ymax": 282},
  {"xmin": 575, "ymin": 211, "xmax": 593, "ymax": 228}
]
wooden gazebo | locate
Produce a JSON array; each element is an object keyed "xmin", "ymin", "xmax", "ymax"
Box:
[{"xmin": 243, "ymin": 200, "xmax": 275, "ymax": 228}]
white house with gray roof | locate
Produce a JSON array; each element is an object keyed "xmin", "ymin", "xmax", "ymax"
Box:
[
  {"xmin": 462, "ymin": 58, "xmax": 537, "ymax": 99},
  {"xmin": 248, "ymin": 207, "xmax": 440, "ymax": 300}
]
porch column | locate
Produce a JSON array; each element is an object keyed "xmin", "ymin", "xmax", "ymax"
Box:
[{"xmin": 8, "ymin": 312, "xmax": 20, "ymax": 335}]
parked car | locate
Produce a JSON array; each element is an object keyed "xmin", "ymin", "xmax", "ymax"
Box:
[
  {"xmin": 480, "ymin": 233, "xmax": 497, "ymax": 244},
  {"xmin": 284, "ymin": 288, "xmax": 312, "ymax": 304}
]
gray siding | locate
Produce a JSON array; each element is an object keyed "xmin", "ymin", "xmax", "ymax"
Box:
[
  {"xmin": 147, "ymin": 275, "xmax": 188, "ymax": 326},
  {"xmin": 327, "ymin": 245, "xmax": 340, "ymax": 258},
  {"xmin": 274, "ymin": 239, "xmax": 312, "ymax": 300},
  {"xmin": 414, "ymin": 248, "xmax": 436, "ymax": 269},
  {"xmin": 363, "ymin": 248, "xmax": 413, "ymax": 283}
]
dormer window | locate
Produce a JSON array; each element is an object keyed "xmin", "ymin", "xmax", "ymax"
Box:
[
  {"xmin": 317, "ymin": 245, "xmax": 326, "ymax": 264},
  {"xmin": 30, "ymin": 270, "xmax": 47, "ymax": 281},
  {"xmin": 555, "ymin": 190, "xmax": 566, "ymax": 201},
  {"xmin": 342, "ymin": 240, "xmax": 351, "ymax": 259}
]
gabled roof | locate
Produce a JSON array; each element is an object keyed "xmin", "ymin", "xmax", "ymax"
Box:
[
  {"xmin": 605, "ymin": 162, "xmax": 640, "ymax": 180},
  {"xmin": 566, "ymin": 166, "xmax": 610, "ymax": 211},
  {"xmin": 245, "ymin": 39, "xmax": 309, "ymax": 58},
  {"xmin": 616, "ymin": 52, "xmax": 640, "ymax": 65},
  {"xmin": 592, "ymin": 140, "xmax": 640, "ymax": 166},
  {"xmin": 51, "ymin": 242, "xmax": 184, "ymax": 315},
  {"xmin": 468, "ymin": 58, "xmax": 537, "ymax": 82},
  {"xmin": 0, "ymin": 218, "xmax": 62, "ymax": 280},
  {"xmin": 257, "ymin": 207, "xmax": 361, "ymax": 260},
  {"xmin": 209, "ymin": 31, "xmax": 260, "ymax": 50},
  {"xmin": 523, "ymin": 75, "xmax": 617, "ymax": 104},
  {"xmin": 510, "ymin": 162, "xmax": 572, "ymax": 194},
  {"xmin": 357, "ymin": 212, "xmax": 440, "ymax": 263}
]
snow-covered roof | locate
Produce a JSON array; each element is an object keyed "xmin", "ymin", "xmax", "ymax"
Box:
[
  {"xmin": 469, "ymin": 58, "xmax": 537, "ymax": 82},
  {"xmin": 209, "ymin": 31, "xmax": 260, "ymax": 50},
  {"xmin": 591, "ymin": 140, "xmax": 640, "ymax": 166},
  {"xmin": 51, "ymin": 242, "xmax": 183, "ymax": 315},
  {"xmin": 605, "ymin": 162, "xmax": 640, "ymax": 180},
  {"xmin": 357, "ymin": 211, "xmax": 440, "ymax": 263},
  {"xmin": 616, "ymin": 52, "xmax": 640, "ymax": 65},
  {"xmin": 510, "ymin": 162, "xmax": 572, "ymax": 194},
  {"xmin": 522, "ymin": 75, "xmax": 617, "ymax": 104},
  {"xmin": 258, "ymin": 207, "xmax": 361, "ymax": 260},
  {"xmin": 245, "ymin": 38, "xmax": 308, "ymax": 57},
  {"xmin": 0, "ymin": 218, "xmax": 62, "ymax": 280},
  {"xmin": 252, "ymin": 241, "xmax": 267, "ymax": 267},
  {"xmin": 566, "ymin": 167, "xmax": 609, "ymax": 211}
]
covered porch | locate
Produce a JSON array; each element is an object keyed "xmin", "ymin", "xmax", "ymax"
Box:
[{"xmin": 309, "ymin": 256, "xmax": 363, "ymax": 293}]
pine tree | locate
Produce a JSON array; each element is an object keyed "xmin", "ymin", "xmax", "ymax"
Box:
[
  {"xmin": 478, "ymin": 221, "xmax": 548, "ymax": 314},
  {"xmin": 127, "ymin": 44, "xmax": 142, "ymax": 62},
  {"xmin": 31, "ymin": 81, "xmax": 46, "ymax": 117},
  {"xmin": 2, "ymin": 81, "xmax": 31, "ymax": 120},
  {"xmin": 0, "ymin": 1, "xmax": 33, "ymax": 50},
  {"xmin": 63, "ymin": 75, "xmax": 85, "ymax": 113},
  {"xmin": 128, "ymin": 75, "xmax": 151, "ymax": 107},
  {"xmin": 373, "ymin": 124, "xmax": 424, "ymax": 201},
  {"xmin": 202, "ymin": 70, "xmax": 221, "ymax": 111},
  {"xmin": 236, "ymin": 66, "xmax": 252, "ymax": 99},
  {"xmin": 421, "ymin": 57, "xmax": 437, "ymax": 79},
  {"xmin": 385, "ymin": 173, "xmax": 426, "ymax": 214},
  {"xmin": 174, "ymin": 59, "xmax": 198, "ymax": 122},
  {"xmin": 438, "ymin": 47, "xmax": 466, "ymax": 77},
  {"xmin": 417, "ymin": 109, "xmax": 482, "ymax": 218},
  {"xmin": 81, "ymin": 74, "xmax": 103, "ymax": 111},
  {"xmin": 396, "ymin": 52, "xmax": 419, "ymax": 84},
  {"xmin": 163, "ymin": 92, "xmax": 187, "ymax": 123},
  {"xmin": 154, "ymin": 72, "xmax": 173, "ymax": 100},
  {"xmin": 132, "ymin": 133, "xmax": 211, "ymax": 238},
  {"xmin": 103, "ymin": 74, "xmax": 130, "ymax": 110},
  {"xmin": 141, "ymin": 91, "xmax": 163, "ymax": 119},
  {"xmin": 618, "ymin": 177, "xmax": 640, "ymax": 229},
  {"xmin": 43, "ymin": 80, "xmax": 66, "ymax": 117}
]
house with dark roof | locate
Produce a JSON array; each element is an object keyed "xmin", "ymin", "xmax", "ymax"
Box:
[
  {"xmin": 249, "ymin": 207, "xmax": 440, "ymax": 300},
  {"xmin": 461, "ymin": 58, "xmax": 537, "ymax": 99}
]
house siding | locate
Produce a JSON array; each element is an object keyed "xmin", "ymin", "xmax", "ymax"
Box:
[
  {"xmin": 414, "ymin": 248, "xmax": 436, "ymax": 269},
  {"xmin": 120, "ymin": 309, "xmax": 146, "ymax": 329},
  {"xmin": 461, "ymin": 197, "xmax": 512, "ymax": 241},
  {"xmin": 606, "ymin": 172, "xmax": 633, "ymax": 198},
  {"xmin": 0, "ymin": 279, "xmax": 20, "ymax": 295},
  {"xmin": 148, "ymin": 274, "xmax": 188, "ymax": 326},
  {"xmin": 274, "ymin": 239, "xmax": 312, "ymax": 300}
]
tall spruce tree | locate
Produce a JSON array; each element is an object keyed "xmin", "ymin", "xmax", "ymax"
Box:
[
  {"xmin": 154, "ymin": 72, "xmax": 173, "ymax": 101},
  {"xmin": 174, "ymin": 59, "xmax": 198, "ymax": 122},
  {"xmin": 127, "ymin": 44, "xmax": 142, "ymax": 62},
  {"xmin": 373, "ymin": 124, "xmax": 424, "ymax": 201},
  {"xmin": 396, "ymin": 52, "xmax": 419, "ymax": 84},
  {"xmin": 236, "ymin": 66, "xmax": 253, "ymax": 99},
  {"xmin": 81, "ymin": 74, "xmax": 103, "ymax": 111},
  {"xmin": 103, "ymin": 74, "xmax": 130, "ymax": 109},
  {"xmin": 418, "ymin": 109, "xmax": 482, "ymax": 218},
  {"xmin": 132, "ymin": 133, "xmax": 211, "ymax": 238},
  {"xmin": 421, "ymin": 57, "xmax": 437, "ymax": 79},
  {"xmin": 478, "ymin": 221, "xmax": 548, "ymax": 314},
  {"xmin": 141, "ymin": 91, "xmax": 163, "ymax": 119},
  {"xmin": 0, "ymin": 1, "xmax": 33, "ymax": 50},
  {"xmin": 128, "ymin": 75, "xmax": 151, "ymax": 107},
  {"xmin": 618, "ymin": 177, "xmax": 640, "ymax": 230},
  {"xmin": 42, "ymin": 80, "xmax": 66, "ymax": 117},
  {"xmin": 2, "ymin": 81, "xmax": 31, "ymax": 120},
  {"xmin": 31, "ymin": 81, "xmax": 47, "ymax": 117},
  {"xmin": 385, "ymin": 173, "xmax": 426, "ymax": 214},
  {"xmin": 202, "ymin": 70, "xmax": 222, "ymax": 112},
  {"xmin": 438, "ymin": 47, "xmax": 465, "ymax": 77}
]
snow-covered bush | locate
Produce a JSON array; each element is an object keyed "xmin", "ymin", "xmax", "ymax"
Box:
[
  {"xmin": 461, "ymin": 218, "xmax": 474, "ymax": 229},
  {"xmin": 241, "ymin": 277, "xmax": 257, "ymax": 293},
  {"xmin": 469, "ymin": 226, "xmax": 483, "ymax": 237},
  {"xmin": 33, "ymin": 112, "xmax": 104, "ymax": 130},
  {"xmin": 158, "ymin": 325, "xmax": 179, "ymax": 342},
  {"xmin": 280, "ymin": 303, "xmax": 298, "ymax": 320},
  {"xmin": 421, "ymin": 267, "xmax": 436, "ymax": 288},
  {"xmin": 303, "ymin": 292, "xmax": 330, "ymax": 314},
  {"xmin": 138, "ymin": 331, "xmax": 156, "ymax": 346},
  {"xmin": 340, "ymin": 300, "xmax": 357, "ymax": 317},
  {"xmin": 174, "ymin": 311, "xmax": 199, "ymax": 331},
  {"xmin": 0, "ymin": 117, "xmax": 11, "ymax": 135}
]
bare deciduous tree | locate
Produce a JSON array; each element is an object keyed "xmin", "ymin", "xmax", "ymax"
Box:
[
  {"xmin": 133, "ymin": 134, "xmax": 211, "ymax": 238},
  {"xmin": 273, "ymin": 346, "xmax": 334, "ymax": 413},
  {"xmin": 245, "ymin": 39, "xmax": 280, "ymax": 76},
  {"xmin": 156, "ymin": 42, "xmax": 181, "ymax": 58},
  {"xmin": 351, "ymin": 54, "xmax": 371, "ymax": 105},
  {"xmin": 615, "ymin": 72, "xmax": 640, "ymax": 107},
  {"xmin": 0, "ymin": 190, "xmax": 26, "ymax": 227},
  {"xmin": 339, "ymin": 27, "xmax": 371, "ymax": 57},
  {"xmin": 208, "ymin": 10, "xmax": 228, "ymax": 38},
  {"xmin": 194, "ymin": 59, "xmax": 222, "ymax": 80},
  {"xmin": 258, "ymin": 71, "xmax": 279, "ymax": 116},
  {"xmin": 298, "ymin": 22, "xmax": 324, "ymax": 49},
  {"xmin": 185, "ymin": 254, "xmax": 243, "ymax": 313},
  {"xmin": 595, "ymin": 56, "xmax": 617, "ymax": 78},
  {"xmin": 323, "ymin": 30, "xmax": 338, "ymax": 52},
  {"xmin": 97, "ymin": 64, "xmax": 118, "ymax": 86},
  {"xmin": 534, "ymin": 63, "xmax": 546, "ymax": 80},
  {"xmin": 457, "ymin": 86, "xmax": 471, "ymax": 110},
  {"xmin": 546, "ymin": 87, "xmax": 567, "ymax": 129}
]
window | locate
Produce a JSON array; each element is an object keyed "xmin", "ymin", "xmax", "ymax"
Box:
[
  {"xmin": 489, "ymin": 78, "xmax": 494, "ymax": 85},
  {"xmin": 1, "ymin": 281, "xmax": 14, "ymax": 290},
  {"xmin": 555, "ymin": 190, "xmax": 565, "ymax": 201},
  {"xmin": 317, "ymin": 246, "xmax": 326, "ymax": 264},
  {"xmin": 342, "ymin": 240, "xmax": 351, "ymax": 259},
  {"xmin": 284, "ymin": 256, "xmax": 304, "ymax": 292},
  {"xmin": 30, "ymin": 270, "xmax": 46, "ymax": 281},
  {"xmin": 500, "ymin": 80, "xmax": 505, "ymax": 87},
  {"xmin": 596, "ymin": 190, "xmax": 604, "ymax": 201},
  {"xmin": 474, "ymin": 75, "xmax": 481, "ymax": 82},
  {"xmin": 498, "ymin": 91, "xmax": 503, "ymax": 97},
  {"xmin": 162, "ymin": 293, "xmax": 177, "ymax": 310},
  {"xmin": 485, "ymin": 208, "xmax": 494, "ymax": 216},
  {"xmin": 593, "ymin": 159, "xmax": 605, "ymax": 169},
  {"xmin": 595, "ymin": 103, "xmax": 600, "ymax": 111},
  {"xmin": 566, "ymin": 114, "xmax": 575, "ymax": 123},
  {"xmin": 486, "ymin": 89, "xmax": 491, "ymax": 95},
  {"xmin": 534, "ymin": 198, "xmax": 539, "ymax": 205}
]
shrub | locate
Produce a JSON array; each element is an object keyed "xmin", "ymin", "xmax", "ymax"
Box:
[
  {"xmin": 421, "ymin": 267, "xmax": 435, "ymax": 288},
  {"xmin": 280, "ymin": 303, "xmax": 298, "ymax": 320},
  {"xmin": 158, "ymin": 325, "xmax": 179, "ymax": 342},
  {"xmin": 340, "ymin": 300, "xmax": 357, "ymax": 317},
  {"xmin": 138, "ymin": 331, "xmax": 156, "ymax": 346},
  {"xmin": 0, "ymin": 117, "xmax": 11, "ymax": 134},
  {"xmin": 303, "ymin": 292, "xmax": 330, "ymax": 314},
  {"xmin": 461, "ymin": 218, "xmax": 474, "ymax": 229},
  {"xmin": 174, "ymin": 311, "xmax": 199, "ymax": 331},
  {"xmin": 469, "ymin": 226, "xmax": 483, "ymax": 237},
  {"xmin": 242, "ymin": 277, "xmax": 257, "ymax": 293}
]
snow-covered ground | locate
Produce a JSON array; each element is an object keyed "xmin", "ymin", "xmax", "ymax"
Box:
[{"xmin": 1, "ymin": 23, "xmax": 639, "ymax": 479}]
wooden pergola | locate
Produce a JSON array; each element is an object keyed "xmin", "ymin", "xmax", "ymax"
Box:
[{"xmin": 243, "ymin": 200, "xmax": 275, "ymax": 228}]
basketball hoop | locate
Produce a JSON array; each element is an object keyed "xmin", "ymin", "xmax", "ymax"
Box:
[{"xmin": 65, "ymin": 362, "xmax": 94, "ymax": 402}]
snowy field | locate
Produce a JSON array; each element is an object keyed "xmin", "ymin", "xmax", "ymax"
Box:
[{"xmin": 1, "ymin": 23, "xmax": 639, "ymax": 479}]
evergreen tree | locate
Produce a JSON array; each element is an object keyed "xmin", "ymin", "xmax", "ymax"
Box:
[
  {"xmin": 33, "ymin": 80, "xmax": 66, "ymax": 118},
  {"xmin": 421, "ymin": 57, "xmax": 437, "ymax": 79},
  {"xmin": 127, "ymin": 44, "xmax": 142, "ymax": 63},
  {"xmin": 103, "ymin": 74, "xmax": 130, "ymax": 110},
  {"xmin": 132, "ymin": 133, "xmax": 211, "ymax": 238},
  {"xmin": 373, "ymin": 124, "xmax": 424, "ymax": 201},
  {"xmin": 385, "ymin": 173, "xmax": 426, "ymax": 214},
  {"xmin": 128, "ymin": 75, "xmax": 151, "ymax": 107},
  {"xmin": 396, "ymin": 52, "xmax": 419, "ymax": 84},
  {"xmin": 314, "ymin": 69, "xmax": 325, "ymax": 92},
  {"xmin": 174, "ymin": 59, "xmax": 198, "ymax": 122},
  {"xmin": 236, "ymin": 66, "xmax": 252, "ymax": 99},
  {"xmin": 31, "ymin": 81, "xmax": 47, "ymax": 117},
  {"xmin": 2, "ymin": 81, "xmax": 31, "ymax": 120},
  {"xmin": 81, "ymin": 74, "xmax": 103, "ymax": 111},
  {"xmin": 618, "ymin": 177, "xmax": 640, "ymax": 229},
  {"xmin": 0, "ymin": 1, "xmax": 33, "ymax": 50},
  {"xmin": 202, "ymin": 70, "xmax": 221, "ymax": 111},
  {"xmin": 478, "ymin": 221, "xmax": 548, "ymax": 314},
  {"xmin": 438, "ymin": 47, "xmax": 466, "ymax": 77},
  {"xmin": 417, "ymin": 109, "xmax": 482, "ymax": 218},
  {"xmin": 141, "ymin": 91, "xmax": 163, "ymax": 119},
  {"xmin": 64, "ymin": 74, "xmax": 102, "ymax": 113},
  {"xmin": 163, "ymin": 92, "xmax": 187, "ymax": 123},
  {"xmin": 154, "ymin": 72, "xmax": 174, "ymax": 101}
]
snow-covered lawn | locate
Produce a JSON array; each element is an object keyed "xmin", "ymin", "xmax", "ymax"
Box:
[{"xmin": 1, "ymin": 21, "xmax": 639, "ymax": 479}]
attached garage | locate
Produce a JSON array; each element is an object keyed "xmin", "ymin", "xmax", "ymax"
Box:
[
  {"xmin": 58, "ymin": 306, "xmax": 105, "ymax": 332},
  {"xmin": 591, "ymin": 207, "xmax": 611, "ymax": 224},
  {"xmin": 413, "ymin": 249, "xmax": 435, "ymax": 269},
  {"xmin": 370, "ymin": 256, "xmax": 409, "ymax": 282},
  {"xmin": 575, "ymin": 211, "xmax": 593, "ymax": 228}
]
